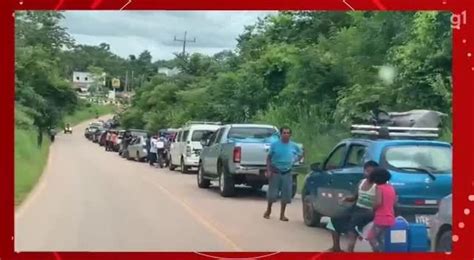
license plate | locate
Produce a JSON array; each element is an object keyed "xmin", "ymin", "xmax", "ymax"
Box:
[{"xmin": 415, "ymin": 215, "xmax": 432, "ymax": 226}]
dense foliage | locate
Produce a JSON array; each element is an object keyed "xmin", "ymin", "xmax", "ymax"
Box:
[
  {"xmin": 120, "ymin": 12, "xmax": 451, "ymax": 150},
  {"xmin": 15, "ymin": 11, "xmax": 452, "ymax": 161}
]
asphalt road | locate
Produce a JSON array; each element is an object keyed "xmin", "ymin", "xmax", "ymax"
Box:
[{"xmin": 15, "ymin": 118, "xmax": 367, "ymax": 252}]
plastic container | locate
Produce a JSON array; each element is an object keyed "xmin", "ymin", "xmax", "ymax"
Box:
[
  {"xmin": 383, "ymin": 216, "xmax": 409, "ymax": 252},
  {"xmin": 407, "ymin": 223, "xmax": 429, "ymax": 252}
]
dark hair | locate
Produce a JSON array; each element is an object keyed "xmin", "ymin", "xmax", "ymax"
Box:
[
  {"xmin": 363, "ymin": 160, "xmax": 379, "ymax": 169},
  {"xmin": 369, "ymin": 167, "xmax": 391, "ymax": 184},
  {"xmin": 280, "ymin": 126, "xmax": 292, "ymax": 134}
]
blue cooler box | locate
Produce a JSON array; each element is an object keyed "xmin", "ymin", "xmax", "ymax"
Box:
[
  {"xmin": 384, "ymin": 217, "xmax": 409, "ymax": 252},
  {"xmin": 382, "ymin": 217, "xmax": 429, "ymax": 252},
  {"xmin": 407, "ymin": 223, "xmax": 429, "ymax": 252}
]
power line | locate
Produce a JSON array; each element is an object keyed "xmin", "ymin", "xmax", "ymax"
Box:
[{"xmin": 174, "ymin": 31, "xmax": 196, "ymax": 56}]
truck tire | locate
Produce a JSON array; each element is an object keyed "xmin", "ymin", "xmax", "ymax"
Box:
[
  {"xmin": 180, "ymin": 158, "xmax": 189, "ymax": 174},
  {"xmin": 292, "ymin": 175, "xmax": 298, "ymax": 198},
  {"xmin": 302, "ymin": 195, "xmax": 322, "ymax": 227},
  {"xmin": 197, "ymin": 164, "xmax": 211, "ymax": 188},
  {"xmin": 219, "ymin": 163, "xmax": 235, "ymax": 197},
  {"xmin": 436, "ymin": 230, "xmax": 452, "ymax": 252}
]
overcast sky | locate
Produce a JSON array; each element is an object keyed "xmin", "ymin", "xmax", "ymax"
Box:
[{"xmin": 62, "ymin": 11, "xmax": 275, "ymax": 61}]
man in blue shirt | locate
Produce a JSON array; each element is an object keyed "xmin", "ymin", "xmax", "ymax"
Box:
[{"xmin": 263, "ymin": 126, "xmax": 303, "ymax": 221}]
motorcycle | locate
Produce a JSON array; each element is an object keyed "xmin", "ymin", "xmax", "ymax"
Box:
[
  {"xmin": 64, "ymin": 125, "xmax": 72, "ymax": 134},
  {"xmin": 157, "ymin": 148, "xmax": 169, "ymax": 168}
]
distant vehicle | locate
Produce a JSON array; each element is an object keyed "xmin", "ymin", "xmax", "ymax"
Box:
[
  {"xmin": 85, "ymin": 122, "xmax": 102, "ymax": 139},
  {"xmin": 430, "ymin": 194, "xmax": 452, "ymax": 252},
  {"xmin": 198, "ymin": 124, "xmax": 304, "ymax": 197},
  {"xmin": 120, "ymin": 129, "xmax": 148, "ymax": 158},
  {"xmin": 169, "ymin": 122, "xmax": 222, "ymax": 173},
  {"xmin": 64, "ymin": 124, "xmax": 72, "ymax": 134},
  {"xmin": 127, "ymin": 135, "xmax": 148, "ymax": 162},
  {"xmin": 92, "ymin": 128, "xmax": 104, "ymax": 143},
  {"xmin": 301, "ymin": 124, "xmax": 452, "ymax": 227}
]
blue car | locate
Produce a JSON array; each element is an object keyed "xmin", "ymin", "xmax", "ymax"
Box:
[{"xmin": 302, "ymin": 137, "xmax": 452, "ymax": 227}]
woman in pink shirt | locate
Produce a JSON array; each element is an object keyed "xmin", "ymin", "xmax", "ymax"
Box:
[{"xmin": 368, "ymin": 167, "xmax": 397, "ymax": 252}]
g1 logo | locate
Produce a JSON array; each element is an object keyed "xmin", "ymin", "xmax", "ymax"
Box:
[{"xmin": 451, "ymin": 10, "xmax": 467, "ymax": 30}]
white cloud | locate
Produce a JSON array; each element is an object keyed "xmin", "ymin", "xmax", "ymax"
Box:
[{"xmin": 62, "ymin": 11, "xmax": 275, "ymax": 61}]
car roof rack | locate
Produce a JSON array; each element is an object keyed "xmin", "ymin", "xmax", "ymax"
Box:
[
  {"xmin": 350, "ymin": 124, "xmax": 439, "ymax": 139},
  {"xmin": 185, "ymin": 121, "xmax": 222, "ymax": 126}
]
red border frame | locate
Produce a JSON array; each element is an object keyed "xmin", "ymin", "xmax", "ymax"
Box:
[{"xmin": 1, "ymin": 0, "xmax": 473, "ymax": 259}]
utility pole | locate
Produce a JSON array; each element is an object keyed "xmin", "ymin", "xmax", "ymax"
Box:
[
  {"xmin": 174, "ymin": 31, "xmax": 196, "ymax": 56},
  {"xmin": 125, "ymin": 70, "xmax": 128, "ymax": 93},
  {"xmin": 131, "ymin": 70, "xmax": 134, "ymax": 92}
]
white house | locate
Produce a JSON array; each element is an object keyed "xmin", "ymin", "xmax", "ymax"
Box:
[
  {"xmin": 157, "ymin": 67, "xmax": 180, "ymax": 77},
  {"xmin": 72, "ymin": 71, "xmax": 93, "ymax": 92}
]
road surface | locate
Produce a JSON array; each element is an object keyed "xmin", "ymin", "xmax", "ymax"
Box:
[{"xmin": 15, "ymin": 118, "xmax": 368, "ymax": 252}]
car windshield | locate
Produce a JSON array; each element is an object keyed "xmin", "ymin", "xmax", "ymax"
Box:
[
  {"xmin": 384, "ymin": 145, "xmax": 452, "ymax": 173},
  {"xmin": 131, "ymin": 131, "xmax": 147, "ymax": 137},
  {"xmin": 191, "ymin": 130, "xmax": 214, "ymax": 142},
  {"xmin": 228, "ymin": 127, "xmax": 277, "ymax": 139}
]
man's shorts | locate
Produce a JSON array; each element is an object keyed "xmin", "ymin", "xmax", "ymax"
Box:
[
  {"xmin": 267, "ymin": 172, "xmax": 293, "ymax": 204},
  {"xmin": 330, "ymin": 206, "xmax": 374, "ymax": 234}
]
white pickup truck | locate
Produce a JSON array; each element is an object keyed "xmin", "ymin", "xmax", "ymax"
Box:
[{"xmin": 197, "ymin": 124, "xmax": 304, "ymax": 197}]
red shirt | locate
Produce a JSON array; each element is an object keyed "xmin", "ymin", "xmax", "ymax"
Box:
[{"xmin": 374, "ymin": 184, "xmax": 396, "ymax": 226}]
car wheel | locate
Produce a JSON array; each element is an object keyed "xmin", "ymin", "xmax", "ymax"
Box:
[
  {"xmin": 169, "ymin": 156, "xmax": 176, "ymax": 171},
  {"xmin": 197, "ymin": 164, "xmax": 211, "ymax": 189},
  {"xmin": 302, "ymin": 195, "xmax": 322, "ymax": 227},
  {"xmin": 218, "ymin": 163, "xmax": 235, "ymax": 197},
  {"xmin": 180, "ymin": 158, "xmax": 188, "ymax": 174},
  {"xmin": 436, "ymin": 230, "xmax": 452, "ymax": 252}
]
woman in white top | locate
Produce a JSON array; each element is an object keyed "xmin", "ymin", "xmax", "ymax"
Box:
[{"xmin": 327, "ymin": 160, "xmax": 378, "ymax": 252}]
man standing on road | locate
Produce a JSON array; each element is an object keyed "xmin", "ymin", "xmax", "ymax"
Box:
[
  {"xmin": 149, "ymin": 135, "xmax": 158, "ymax": 167},
  {"xmin": 146, "ymin": 134, "xmax": 152, "ymax": 164},
  {"xmin": 105, "ymin": 130, "xmax": 112, "ymax": 151},
  {"xmin": 264, "ymin": 126, "xmax": 303, "ymax": 221},
  {"xmin": 121, "ymin": 131, "xmax": 132, "ymax": 156}
]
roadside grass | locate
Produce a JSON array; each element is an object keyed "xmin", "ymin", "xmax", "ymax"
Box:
[
  {"xmin": 63, "ymin": 103, "xmax": 116, "ymax": 127},
  {"xmin": 14, "ymin": 128, "xmax": 51, "ymax": 206},
  {"xmin": 15, "ymin": 103, "xmax": 116, "ymax": 207}
]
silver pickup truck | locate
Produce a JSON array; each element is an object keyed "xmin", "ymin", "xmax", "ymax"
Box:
[{"xmin": 197, "ymin": 124, "xmax": 304, "ymax": 197}]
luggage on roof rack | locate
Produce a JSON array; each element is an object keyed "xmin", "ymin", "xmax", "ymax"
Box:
[
  {"xmin": 369, "ymin": 109, "xmax": 447, "ymax": 128},
  {"xmin": 350, "ymin": 124, "xmax": 439, "ymax": 139}
]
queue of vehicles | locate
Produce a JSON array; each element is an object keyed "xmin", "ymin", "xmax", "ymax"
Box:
[{"xmin": 81, "ymin": 117, "xmax": 452, "ymax": 252}]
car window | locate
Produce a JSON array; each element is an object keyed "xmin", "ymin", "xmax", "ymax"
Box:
[
  {"xmin": 183, "ymin": 130, "xmax": 190, "ymax": 141},
  {"xmin": 207, "ymin": 130, "xmax": 219, "ymax": 145},
  {"xmin": 384, "ymin": 145, "xmax": 452, "ymax": 173},
  {"xmin": 227, "ymin": 127, "xmax": 276, "ymax": 139},
  {"xmin": 324, "ymin": 144, "xmax": 346, "ymax": 170},
  {"xmin": 345, "ymin": 144, "xmax": 367, "ymax": 167},
  {"xmin": 215, "ymin": 128, "xmax": 226, "ymax": 143},
  {"xmin": 177, "ymin": 131, "xmax": 183, "ymax": 142},
  {"xmin": 191, "ymin": 130, "xmax": 215, "ymax": 142}
]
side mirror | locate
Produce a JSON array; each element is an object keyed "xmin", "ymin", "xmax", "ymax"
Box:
[
  {"xmin": 200, "ymin": 139, "xmax": 208, "ymax": 147},
  {"xmin": 310, "ymin": 162, "xmax": 322, "ymax": 171}
]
